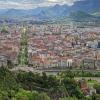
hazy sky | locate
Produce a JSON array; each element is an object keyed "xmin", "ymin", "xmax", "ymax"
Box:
[{"xmin": 0, "ymin": 0, "xmax": 84, "ymax": 9}]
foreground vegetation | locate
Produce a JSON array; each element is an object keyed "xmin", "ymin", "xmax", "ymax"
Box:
[
  {"xmin": 0, "ymin": 66, "xmax": 100, "ymax": 100},
  {"xmin": 58, "ymin": 70, "xmax": 100, "ymax": 77}
]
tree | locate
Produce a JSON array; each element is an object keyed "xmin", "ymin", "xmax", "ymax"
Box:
[
  {"xmin": 15, "ymin": 89, "xmax": 29, "ymax": 100},
  {"xmin": 38, "ymin": 93, "xmax": 50, "ymax": 100},
  {"xmin": 93, "ymin": 84, "xmax": 100, "ymax": 94},
  {"xmin": 15, "ymin": 92, "xmax": 29, "ymax": 100},
  {"xmin": 29, "ymin": 91, "xmax": 39, "ymax": 100},
  {"xmin": 60, "ymin": 72, "xmax": 84, "ymax": 99},
  {"xmin": 0, "ymin": 67, "xmax": 18, "ymax": 91},
  {"xmin": 18, "ymin": 27, "xmax": 28, "ymax": 66},
  {"xmin": 7, "ymin": 59, "xmax": 13, "ymax": 68},
  {"xmin": 59, "ymin": 97, "xmax": 78, "ymax": 100},
  {"xmin": 91, "ymin": 92, "xmax": 96, "ymax": 100},
  {"xmin": 0, "ymin": 91, "xmax": 9, "ymax": 100}
]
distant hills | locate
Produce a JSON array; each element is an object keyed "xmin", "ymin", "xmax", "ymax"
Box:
[
  {"xmin": 0, "ymin": 0, "xmax": 100, "ymax": 22},
  {"xmin": 69, "ymin": 11, "xmax": 98, "ymax": 22}
]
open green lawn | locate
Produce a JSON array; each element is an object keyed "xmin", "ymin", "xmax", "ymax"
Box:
[{"xmin": 87, "ymin": 79, "xmax": 98, "ymax": 87}]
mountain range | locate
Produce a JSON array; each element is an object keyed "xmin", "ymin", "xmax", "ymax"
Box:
[{"xmin": 0, "ymin": 0, "xmax": 100, "ymax": 21}]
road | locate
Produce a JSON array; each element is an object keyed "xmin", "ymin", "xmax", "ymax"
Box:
[
  {"xmin": 10, "ymin": 66, "xmax": 100, "ymax": 74},
  {"xmin": 75, "ymin": 77, "xmax": 100, "ymax": 83},
  {"xmin": 10, "ymin": 67, "xmax": 100, "ymax": 83}
]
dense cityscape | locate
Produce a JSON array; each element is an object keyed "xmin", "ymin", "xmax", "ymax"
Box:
[{"xmin": 1, "ymin": 24, "xmax": 100, "ymax": 69}]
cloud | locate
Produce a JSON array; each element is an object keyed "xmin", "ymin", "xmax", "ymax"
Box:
[
  {"xmin": 47, "ymin": 0, "xmax": 77, "ymax": 6},
  {"xmin": 0, "ymin": 0, "xmax": 83, "ymax": 9},
  {"xmin": 0, "ymin": 1, "xmax": 34, "ymax": 9}
]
